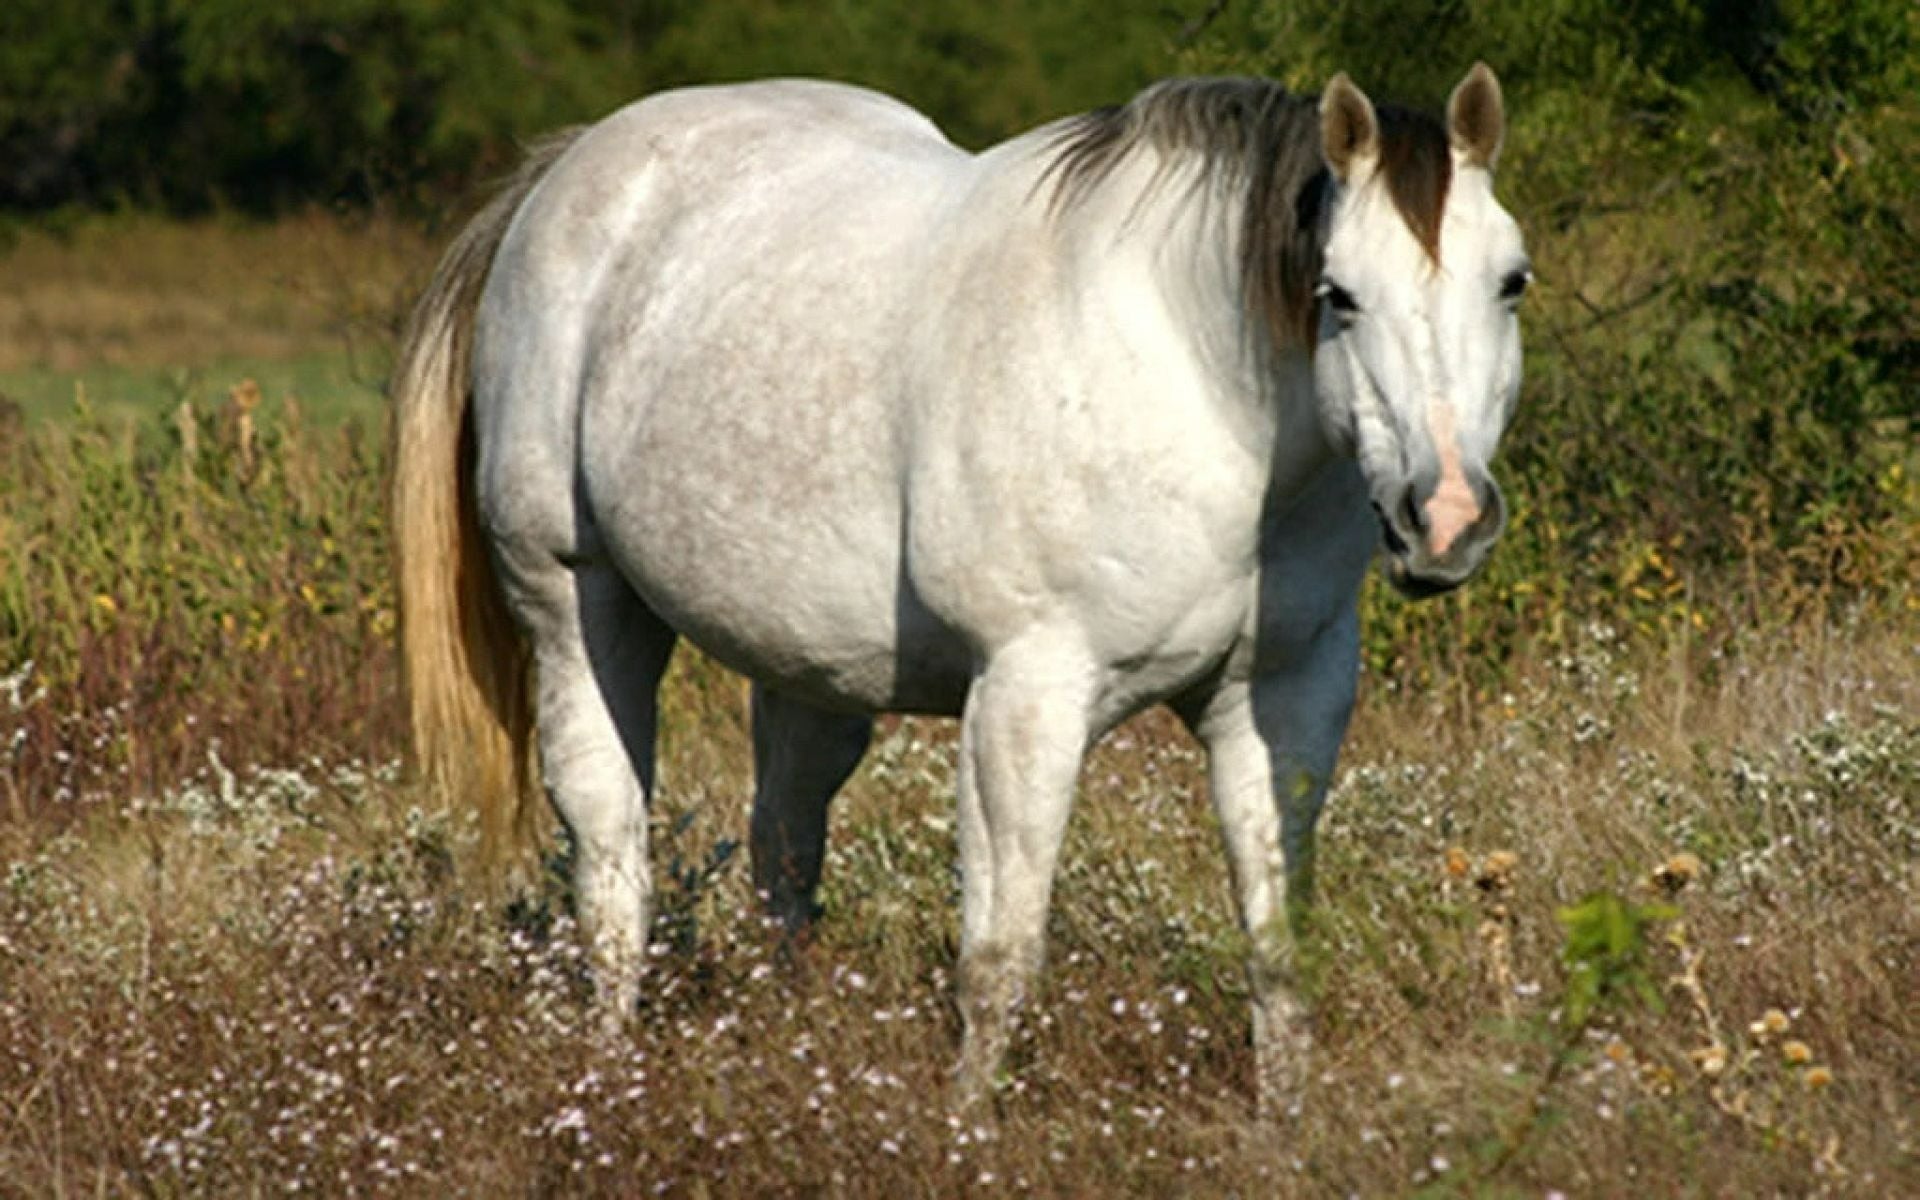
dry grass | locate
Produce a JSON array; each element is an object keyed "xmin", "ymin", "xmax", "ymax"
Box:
[
  {"xmin": 0, "ymin": 397, "xmax": 398, "ymax": 823},
  {"xmin": 0, "ymin": 212, "xmax": 433, "ymax": 431},
  {"xmin": 0, "ymin": 211, "xmax": 434, "ymax": 374},
  {"xmin": 1, "ymin": 619, "xmax": 1914, "ymax": 1195}
]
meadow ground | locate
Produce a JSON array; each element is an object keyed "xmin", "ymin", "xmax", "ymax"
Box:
[
  {"xmin": 0, "ymin": 214, "xmax": 1914, "ymax": 1197},
  {"xmin": 0, "ymin": 211, "xmax": 427, "ymax": 426}
]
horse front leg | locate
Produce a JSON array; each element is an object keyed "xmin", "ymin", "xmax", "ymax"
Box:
[
  {"xmin": 1177, "ymin": 612, "xmax": 1359, "ymax": 1120},
  {"xmin": 951, "ymin": 638, "xmax": 1093, "ymax": 1110}
]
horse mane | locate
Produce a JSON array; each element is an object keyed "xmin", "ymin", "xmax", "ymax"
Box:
[{"xmin": 1043, "ymin": 77, "xmax": 1452, "ymax": 349}]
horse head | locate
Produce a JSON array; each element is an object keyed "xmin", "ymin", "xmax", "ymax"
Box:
[{"xmin": 1312, "ymin": 64, "xmax": 1529, "ymax": 597}]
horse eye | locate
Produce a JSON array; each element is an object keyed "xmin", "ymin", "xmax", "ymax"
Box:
[
  {"xmin": 1316, "ymin": 279, "xmax": 1359, "ymax": 316},
  {"xmin": 1500, "ymin": 268, "xmax": 1532, "ymax": 303}
]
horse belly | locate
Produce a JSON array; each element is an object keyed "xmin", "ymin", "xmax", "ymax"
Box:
[
  {"xmin": 580, "ymin": 270, "xmax": 970, "ymax": 716},
  {"xmin": 596, "ymin": 436, "xmax": 970, "ymax": 715}
]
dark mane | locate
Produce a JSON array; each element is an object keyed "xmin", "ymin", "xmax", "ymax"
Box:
[
  {"xmin": 1044, "ymin": 77, "xmax": 1452, "ymax": 349},
  {"xmin": 1374, "ymin": 105, "xmax": 1452, "ymax": 262}
]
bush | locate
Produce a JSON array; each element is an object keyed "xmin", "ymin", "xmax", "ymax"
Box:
[{"xmin": 0, "ymin": 0, "xmax": 1175, "ymax": 211}]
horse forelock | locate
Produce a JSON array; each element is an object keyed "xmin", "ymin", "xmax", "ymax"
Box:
[
  {"xmin": 1043, "ymin": 79, "xmax": 1458, "ymax": 351},
  {"xmin": 1373, "ymin": 105, "xmax": 1452, "ymax": 264}
]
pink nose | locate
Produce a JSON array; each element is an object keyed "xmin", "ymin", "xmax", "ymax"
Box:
[{"xmin": 1423, "ymin": 470, "xmax": 1482, "ymax": 558}]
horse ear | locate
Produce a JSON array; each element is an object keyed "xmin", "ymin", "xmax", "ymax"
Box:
[
  {"xmin": 1320, "ymin": 73, "xmax": 1378, "ymax": 182},
  {"xmin": 1447, "ymin": 62, "xmax": 1505, "ymax": 169}
]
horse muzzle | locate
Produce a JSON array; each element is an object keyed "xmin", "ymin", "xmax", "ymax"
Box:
[{"xmin": 1373, "ymin": 470, "xmax": 1507, "ymax": 599}]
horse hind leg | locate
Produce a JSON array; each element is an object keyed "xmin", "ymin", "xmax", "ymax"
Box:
[
  {"xmin": 749, "ymin": 685, "xmax": 873, "ymax": 933},
  {"xmin": 502, "ymin": 551, "xmax": 676, "ymax": 1026}
]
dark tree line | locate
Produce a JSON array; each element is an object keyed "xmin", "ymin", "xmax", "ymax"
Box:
[
  {"xmin": 5, "ymin": 2, "xmax": 1910, "ymax": 213},
  {"xmin": 0, "ymin": 0, "xmax": 1179, "ymax": 212}
]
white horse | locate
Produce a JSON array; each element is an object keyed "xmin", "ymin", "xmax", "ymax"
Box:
[{"xmin": 391, "ymin": 64, "xmax": 1528, "ymax": 1113}]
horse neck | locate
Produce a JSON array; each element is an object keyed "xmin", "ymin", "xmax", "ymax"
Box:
[{"xmin": 1049, "ymin": 147, "xmax": 1334, "ymax": 482}]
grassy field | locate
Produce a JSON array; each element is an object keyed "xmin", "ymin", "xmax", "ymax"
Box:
[
  {"xmin": 1, "ymin": 213, "xmax": 1915, "ymax": 1196},
  {"xmin": 0, "ymin": 212, "xmax": 427, "ymax": 427}
]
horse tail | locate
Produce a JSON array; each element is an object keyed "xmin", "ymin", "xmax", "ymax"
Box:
[{"xmin": 390, "ymin": 128, "xmax": 583, "ymax": 862}]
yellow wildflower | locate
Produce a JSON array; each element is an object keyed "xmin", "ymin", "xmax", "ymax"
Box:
[
  {"xmin": 1689, "ymin": 1044, "xmax": 1728, "ymax": 1076},
  {"xmin": 1476, "ymin": 850, "xmax": 1519, "ymax": 891},
  {"xmin": 1653, "ymin": 851, "xmax": 1703, "ymax": 893},
  {"xmin": 1782, "ymin": 1040, "xmax": 1813, "ymax": 1065},
  {"xmin": 1749, "ymin": 1008, "xmax": 1790, "ymax": 1038}
]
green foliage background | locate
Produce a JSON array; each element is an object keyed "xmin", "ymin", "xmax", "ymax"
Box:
[
  {"xmin": 0, "ymin": 0, "xmax": 1181, "ymax": 209},
  {"xmin": 2, "ymin": 1, "xmax": 1915, "ymax": 675}
]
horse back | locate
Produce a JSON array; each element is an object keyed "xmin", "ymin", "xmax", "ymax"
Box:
[{"xmin": 473, "ymin": 82, "xmax": 983, "ymax": 713}]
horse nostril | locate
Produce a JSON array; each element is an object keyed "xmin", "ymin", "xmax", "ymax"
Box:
[
  {"xmin": 1397, "ymin": 485, "xmax": 1425, "ymax": 537},
  {"xmin": 1474, "ymin": 477, "xmax": 1508, "ymax": 538},
  {"xmin": 1371, "ymin": 499, "xmax": 1409, "ymax": 556}
]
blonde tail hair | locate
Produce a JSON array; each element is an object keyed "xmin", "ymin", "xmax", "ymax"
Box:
[{"xmin": 390, "ymin": 129, "xmax": 584, "ymax": 860}]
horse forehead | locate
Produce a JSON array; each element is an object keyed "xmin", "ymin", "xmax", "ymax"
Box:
[
  {"xmin": 1328, "ymin": 165, "xmax": 1518, "ymax": 280},
  {"xmin": 1438, "ymin": 168, "xmax": 1522, "ymax": 261},
  {"xmin": 1323, "ymin": 177, "xmax": 1427, "ymax": 275}
]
